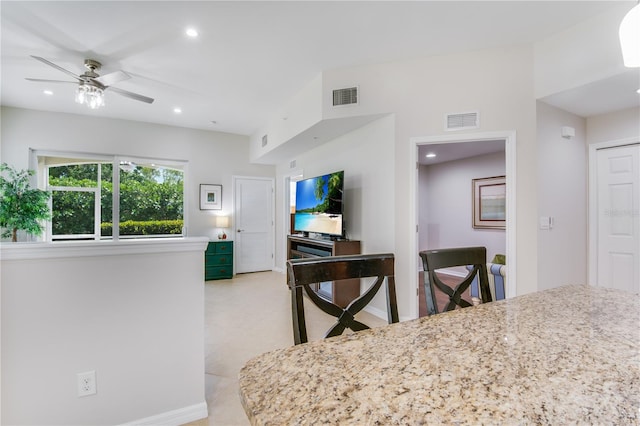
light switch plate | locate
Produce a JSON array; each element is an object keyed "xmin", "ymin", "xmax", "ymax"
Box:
[{"xmin": 539, "ymin": 216, "xmax": 550, "ymax": 230}]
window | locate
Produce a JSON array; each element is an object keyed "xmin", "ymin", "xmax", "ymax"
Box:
[
  {"xmin": 34, "ymin": 151, "xmax": 186, "ymax": 241},
  {"xmin": 48, "ymin": 162, "xmax": 103, "ymax": 240}
]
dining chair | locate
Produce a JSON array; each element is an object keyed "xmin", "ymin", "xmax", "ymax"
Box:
[
  {"xmin": 419, "ymin": 246, "xmax": 492, "ymax": 316},
  {"xmin": 286, "ymin": 253, "xmax": 399, "ymax": 345}
]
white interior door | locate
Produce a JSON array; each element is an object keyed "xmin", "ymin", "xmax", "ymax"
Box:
[
  {"xmin": 596, "ymin": 144, "xmax": 640, "ymax": 293},
  {"xmin": 234, "ymin": 176, "xmax": 274, "ymax": 273}
]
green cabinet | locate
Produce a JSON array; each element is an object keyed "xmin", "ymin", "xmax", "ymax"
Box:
[{"xmin": 205, "ymin": 241, "xmax": 233, "ymax": 280}]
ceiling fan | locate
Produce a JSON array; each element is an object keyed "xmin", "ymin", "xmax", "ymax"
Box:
[{"xmin": 26, "ymin": 55, "xmax": 154, "ymax": 109}]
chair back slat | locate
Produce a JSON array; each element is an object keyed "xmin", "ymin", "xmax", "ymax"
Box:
[
  {"xmin": 288, "ymin": 254, "xmax": 395, "ymax": 287},
  {"xmin": 422, "ymin": 246, "xmax": 487, "ymax": 270}
]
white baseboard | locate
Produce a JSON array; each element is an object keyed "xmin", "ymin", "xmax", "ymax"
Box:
[
  {"xmin": 363, "ymin": 305, "xmax": 412, "ymax": 323},
  {"xmin": 363, "ymin": 304, "xmax": 386, "ymax": 320},
  {"xmin": 119, "ymin": 401, "xmax": 208, "ymax": 426}
]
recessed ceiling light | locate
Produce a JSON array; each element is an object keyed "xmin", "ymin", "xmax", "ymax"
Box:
[
  {"xmin": 43, "ymin": 90, "xmax": 53, "ymax": 95},
  {"xmin": 173, "ymin": 107, "xmax": 182, "ymax": 114},
  {"xmin": 185, "ymin": 28, "xmax": 198, "ymax": 38},
  {"xmin": 426, "ymin": 153, "xmax": 436, "ymax": 158},
  {"xmin": 636, "ymin": 88, "xmax": 640, "ymax": 94}
]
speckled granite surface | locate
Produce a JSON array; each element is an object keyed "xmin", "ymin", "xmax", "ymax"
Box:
[{"xmin": 239, "ymin": 285, "xmax": 640, "ymax": 425}]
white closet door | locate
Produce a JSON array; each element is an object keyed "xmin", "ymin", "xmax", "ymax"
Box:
[{"xmin": 596, "ymin": 143, "xmax": 640, "ymax": 293}]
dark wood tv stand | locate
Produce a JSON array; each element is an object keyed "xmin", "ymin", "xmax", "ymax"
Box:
[{"xmin": 287, "ymin": 235, "xmax": 361, "ymax": 307}]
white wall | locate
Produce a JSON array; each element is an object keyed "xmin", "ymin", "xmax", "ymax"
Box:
[
  {"xmin": 419, "ymin": 151, "xmax": 506, "ymax": 262},
  {"xmin": 0, "ymin": 106, "xmax": 275, "ymax": 241},
  {"xmin": 251, "ymin": 74, "xmax": 323, "ymax": 162},
  {"xmin": 536, "ymin": 101, "xmax": 587, "ymax": 290},
  {"xmin": 1, "ymin": 240, "xmax": 208, "ymax": 425},
  {"xmin": 276, "ymin": 114, "xmax": 395, "ymax": 316},
  {"xmin": 586, "ymin": 106, "xmax": 640, "ymax": 145}
]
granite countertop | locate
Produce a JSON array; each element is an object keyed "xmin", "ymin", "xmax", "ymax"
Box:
[{"xmin": 238, "ymin": 285, "xmax": 640, "ymax": 425}]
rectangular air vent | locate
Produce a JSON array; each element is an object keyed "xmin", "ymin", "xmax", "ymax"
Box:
[
  {"xmin": 261, "ymin": 134, "xmax": 268, "ymax": 147},
  {"xmin": 290, "ymin": 160, "xmax": 296, "ymax": 169},
  {"xmin": 333, "ymin": 86, "xmax": 358, "ymax": 106},
  {"xmin": 446, "ymin": 112, "xmax": 479, "ymax": 131}
]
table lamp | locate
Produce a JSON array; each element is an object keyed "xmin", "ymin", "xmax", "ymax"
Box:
[{"xmin": 215, "ymin": 216, "xmax": 230, "ymax": 240}]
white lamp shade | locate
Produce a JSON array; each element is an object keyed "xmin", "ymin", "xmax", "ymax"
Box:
[
  {"xmin": 215, "ymin": 216, "xmax": 230, "ymax": 228},
  {"xmin": 619, "ymin": 3, "xmax": 640, "ymax": 68}
]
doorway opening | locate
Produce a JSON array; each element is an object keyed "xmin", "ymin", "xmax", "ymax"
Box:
[
  {"xmin": 279, "ymin": 170, "xmax": 304, "ymax": 273},
  {"xmin": 409, "ymin": 131, "xmax": 517, "ymax": 319}
]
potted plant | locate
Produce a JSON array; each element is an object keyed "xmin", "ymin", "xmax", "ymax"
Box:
[{"xmin": 0, "ymin": 163, "xmax": 51, "ymax": 242}]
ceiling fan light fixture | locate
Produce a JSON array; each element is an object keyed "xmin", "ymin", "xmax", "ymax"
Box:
[{"xmin": 75, "ymin": 84, "xmax": 104, "ymax": 109}]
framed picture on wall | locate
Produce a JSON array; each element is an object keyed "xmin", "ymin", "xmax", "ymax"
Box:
[
  {"xmin": 200, "ymin": 184, "xmax": 222, "ymax": 210},
  {"xmin": 472, "ymin": 176, "xmax": 506, "ymax": 229}
]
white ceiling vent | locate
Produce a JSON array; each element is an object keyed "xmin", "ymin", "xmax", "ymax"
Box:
[
  {"xmin": 333, "ymin": 86, "xmax": 358, "ymax": 107},
  {"xmin": 261, "ymin": 134, "xmax": 268, "ymax": 147},
  {"xmin": 446, "ymin": 111, "xmax": 479, "ymax": 131}
]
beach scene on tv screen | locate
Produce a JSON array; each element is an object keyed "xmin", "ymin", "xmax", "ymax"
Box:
[{"xmin": 295, "ymin": 171, "xmax": 343, "ymax": 236}]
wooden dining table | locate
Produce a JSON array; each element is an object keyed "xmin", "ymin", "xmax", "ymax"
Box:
[{"xmin": 238, "ymin": 285, "xmax": 640, "ymax": 425}]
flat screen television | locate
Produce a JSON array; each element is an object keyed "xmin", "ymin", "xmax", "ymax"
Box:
[{"xmin": 294, "ymin": 170, "xmax": 344, "ymax": 238}]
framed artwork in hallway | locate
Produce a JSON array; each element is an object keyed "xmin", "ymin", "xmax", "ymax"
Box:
[{"xmin": 472, "ymin": 176, "xmax": 505, "ymax": 230}]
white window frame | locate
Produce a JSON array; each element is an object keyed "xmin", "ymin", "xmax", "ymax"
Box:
[{"xmin": 30, "ymin": 149, "xmax": 189, "ymax": 242}]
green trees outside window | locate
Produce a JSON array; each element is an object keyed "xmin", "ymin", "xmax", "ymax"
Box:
[{"xmin": 48, "ymin": 161, "xmax": 184, "ymax": 240}]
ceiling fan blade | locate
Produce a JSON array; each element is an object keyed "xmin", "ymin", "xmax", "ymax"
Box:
[
  {"xmin": 94, "ymin": 70, "xmax": 131, "ymax": 86},
  {"xmin": 30, "ymin": 55, "xmax": 82, "ymax": 81},
  {"xmin": 26, "ymin": 78, "xmax": 77, "ymax": 84},
  {"xmin": 108, "ymin": 86, "xmax": 154, "ymax": 104}
]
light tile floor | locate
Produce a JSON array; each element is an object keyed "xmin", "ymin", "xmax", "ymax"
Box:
[{"xmin": 199, "ymin": 270, "xmax": 386, "ymax": 425}]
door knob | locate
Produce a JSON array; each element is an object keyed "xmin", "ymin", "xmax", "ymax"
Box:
[{"xmin": 237, "ymin": 229, "xmax": 245, "ymax": 232}]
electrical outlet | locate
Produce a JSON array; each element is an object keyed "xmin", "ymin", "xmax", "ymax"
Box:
[{"xmin": 77, "ymin": 370, "xmax": 97, "ymax": 397}]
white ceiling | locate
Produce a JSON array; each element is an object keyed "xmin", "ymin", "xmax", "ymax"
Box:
[
  {"xmin": 540, "ymin": 69, "xmax": 640, "ymax": 117},
  {"xmin": 418, "ymin": 140, "xmax": 505, "ymax": 165},
  {"xmin": 1, "ymin": 1, "xmax": 637, "ymax": 138}
]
